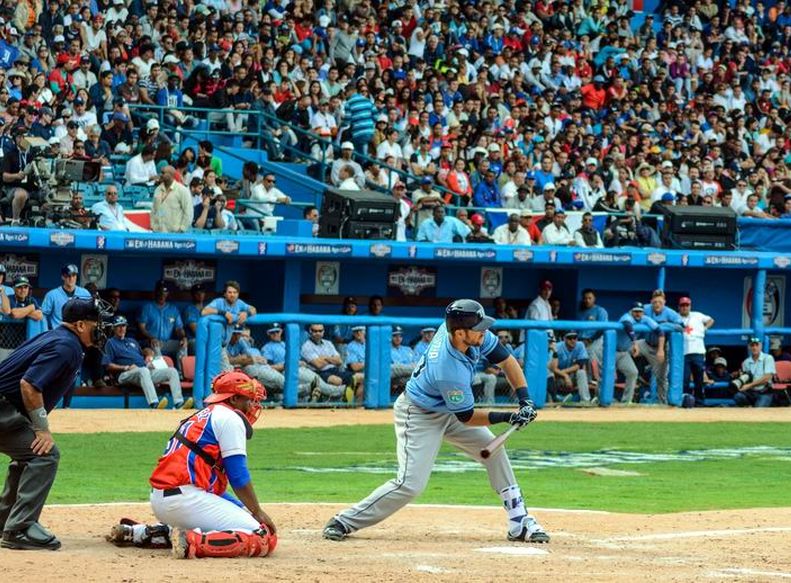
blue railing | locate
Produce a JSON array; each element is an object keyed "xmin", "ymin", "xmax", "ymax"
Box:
[{"xmin": 193, "ymin": 314, "xmax": 684, "ymax": 410}]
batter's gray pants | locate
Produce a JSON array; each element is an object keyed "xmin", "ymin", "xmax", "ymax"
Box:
[
  {"xmin": 336, "ymin": 392, "xmax": 518, "ymax": 532},
  {"xmin": 636, "ymin": 340, "xmax": 668, "ymax": 403},
  {"xmin": 615, "ymin": 351, "xmax": 639, "ymax": 403},
  {"xmin": 118, "ymin": 366, "xmax": 185, "ymax": 407},
  {"xmin": 0, "ymin": 398, "xmax": 60, "ymax": 533}
]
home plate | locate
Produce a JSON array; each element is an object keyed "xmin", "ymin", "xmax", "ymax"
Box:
[
  {"xmin": 580, "ymin": 467, "xmax": 643, "ymax": 477},
  {"xmin": 476, "ymin": 546, "xmax": 550, "ymax": 556}
]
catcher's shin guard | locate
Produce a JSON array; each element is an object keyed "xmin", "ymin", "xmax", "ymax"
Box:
[{"xmin": 172, "ymin": 528, "xmax": 273, "ymax": 559}]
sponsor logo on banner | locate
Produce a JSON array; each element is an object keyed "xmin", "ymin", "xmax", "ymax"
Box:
[
  {"xmin": 388, "ymin": 265, "xmax": 437, "ymax": 297},
  {"xmin": 369, "ymin": 243, "xmax": 392, "ymax": 258},
  {"xmin": 286, "ymin": 243, "xmax": 353, "ymax": 256},
  {"xmin": 573, "ymin": 252, "xmax": 632, "ymax": 264},
  {"xmin": 480, "ymin": 267, "xmax": 503, "ymax": 298},
  {"xmin": 215, "ymin": 239, "xmax": 240, "ymax": 254},
  {"xmin": 80, "ymin": 254, "xmax": 107, "ymax": 289},
  {"xmin": 49, "ymin": 231, "xmax": 75, "ymax": 247},
  {"xmin": 0, "ymin": 231, "xmax": 29, "ymax": 245},
  {"xmin": 0, "ymin": 254, "xmax": 38, "ymax": 283},
  {"xmin": 163, "ymin": 259, "xmax": 216, "ymax": 290},
  {"xmin": 681, "ymin": 254, "xmax": 689, "ymax": 266},
  {"xmin": 315, "ymin": 261, "xmax": 340, "ymax": 295},
  {"xmin": 743, "ymin": 275, "xmax": 785, "ymax": 328},
  {"xmin": 408, "ymin": 245, "xmax": 417, "ymax": 258},
  {"xmin": 773, "ymin": 256, "xmax": 791, "ymax": 269},
  {"xmin": 96, "ymin": 236, "xmax": 106, "ymax": 249},
  {"xmin": 647, "ymin": 252, "xmax": 667, "ymax": 266},
  {"xmin": 434, "ymin": 247, "xmax": 496, "ymax": 260},
  {"xmin": 125, "ymin": 238, "xmax": 196, "ymax": 252},
  {"xmin": 549, "ymin": 250, "xmax": 557, "ymax": 263},
  {"xmin": 705, "ymin": 255, "xmax": 758, "ymax": 266},
  {"xmin": 258, "ymin": 242, "xmax": 267, "ymax": 255},
  {"xmin": 513, "ymin": 249, "xmax": 534, "ymax": 262}
]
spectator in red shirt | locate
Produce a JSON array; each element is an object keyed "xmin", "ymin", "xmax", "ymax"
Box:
[{"xmin": 581, "ymin": 76, "xmax": 607, "ymax": 111}]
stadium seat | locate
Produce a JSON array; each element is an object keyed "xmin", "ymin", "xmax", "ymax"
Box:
[
  {"xmin": 773, "ymin": 361, "xmax": 791, "ymax": 402},
  {"xmin": 181, "ymin": 356, "xmax": 196, "ymax": 390}
]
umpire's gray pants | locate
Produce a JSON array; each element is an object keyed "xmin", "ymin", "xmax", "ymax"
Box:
[
  {"xmin": 616, "ymin": 351, "xmax": 639, "ymax": 403},
  {"xmin": 636, "ymin": 340, "xmax": 668, "ymax": 403},
  {"xmin": 0, "ymin": 398, "xmax": 60, "ymax": 533},
  {"xmin": 118, "ymin": 366, "xmax": 184, "ymax": 407},
  {"xmin": 336, "ymin": 392, "xmax": 517, "ymax": 532}
]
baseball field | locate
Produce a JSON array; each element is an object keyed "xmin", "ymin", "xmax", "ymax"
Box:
[{"xmin": 3, "ymin": 407, "xmax": 791, "ymax": 581}]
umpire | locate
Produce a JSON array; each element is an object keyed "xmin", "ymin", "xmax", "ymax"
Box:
[{"xmin": 0, "ymin": 297, "xmax": 112, "ymax": 550}]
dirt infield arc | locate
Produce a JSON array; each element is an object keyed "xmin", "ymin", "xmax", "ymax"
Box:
[{"xmin": 2, "ymin": 503, "xmax": 790, "ymax": 582}]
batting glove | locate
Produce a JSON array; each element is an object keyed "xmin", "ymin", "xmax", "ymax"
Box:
[{"xmin": 509, "ymin": 400, "xmax": 537, "ymax": 429}]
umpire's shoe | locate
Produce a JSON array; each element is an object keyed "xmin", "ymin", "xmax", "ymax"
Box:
[
  {"xmin": 322, "ymin": 518, "xmax": 350, "ymax": 541},
  {"xmin": 507, "ymin": 515, "xmax": 550, "ymax": 544},
  {"xmin": 1, "ymin": 522, "xmax": 62, "ymax": 551}
]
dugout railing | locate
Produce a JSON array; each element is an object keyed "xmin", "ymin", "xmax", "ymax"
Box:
[{"xmin": 194, "ymin": 314, "xmax": 685, "ymax": 410}]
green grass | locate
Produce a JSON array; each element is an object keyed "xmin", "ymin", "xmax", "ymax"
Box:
[{"xmin": 9, "ymin": 422, "xmax": 791, "ymax": 513}]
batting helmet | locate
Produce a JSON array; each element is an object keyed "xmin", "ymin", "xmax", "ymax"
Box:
[
  {"xmin": 206, "ymin": 370, "xmax": 267, "ymax": 425},
  {"xmin": 445, "ymin": 299, "xmax": 496, "ymax": 332}
]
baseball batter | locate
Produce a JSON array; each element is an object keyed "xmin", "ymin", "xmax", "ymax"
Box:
[
  {"xmin": 107, "ymin": 371, "xmax": 277, "ymax": 559},
  {"xmin": 323, "ymin": 300, "xmax": 549, "ymax": 544}
]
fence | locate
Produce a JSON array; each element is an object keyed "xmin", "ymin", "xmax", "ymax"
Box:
[
  {"xmin": 0, "ymin": 318, "xmax": 48, "ymax": 362},
  {"xmin": 193, "ymin": 314, "xmax": 684, "ymax": 410}
]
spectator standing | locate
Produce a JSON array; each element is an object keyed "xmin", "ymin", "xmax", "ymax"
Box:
[
  {"xmin": 411, "ymin": 177, "xmax": 444, "ymax": 229},
  {"xmin": 678, "ymin": 297, "xmax": 715, "ymax": 406},
  {"xmin": 151, "ymin": 166, "xmax": 192, "ymax": 233},
  {"xmin": 733, "ymin": 338, "xmax": 776, "ymax": 408},
  {"xmin": 344, "ymin": 80, "xmax": 376, "ymax": 155}
]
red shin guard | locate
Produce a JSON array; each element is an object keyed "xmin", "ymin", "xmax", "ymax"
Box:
[{"xmin": 184, "ymin": 528, "xmax": 271, "ymax": 558}]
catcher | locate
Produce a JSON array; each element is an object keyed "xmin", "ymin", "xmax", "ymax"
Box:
[{"xmin": 107, "ymin": 370, "xmax": 277, "ymax": 559}]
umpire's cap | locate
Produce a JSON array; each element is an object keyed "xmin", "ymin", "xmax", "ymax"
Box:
[
  {"xmin": 445, "ymin": 299, "xmax": 495, "ymax": 332},
  {"xmin": 62, "ymin": 298, "xmax": 101, "ymax": 323}
]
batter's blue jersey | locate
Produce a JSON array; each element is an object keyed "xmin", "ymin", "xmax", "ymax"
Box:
[
  {"xmin": 41, "ymin": 285, "xmax": 92, "ymax": 328},
  {"xmin": 406, "ymin": 323, "xmax": 498, "ymax": 413}
]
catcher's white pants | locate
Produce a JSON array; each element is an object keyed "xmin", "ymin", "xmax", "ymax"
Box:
[
  {"xmin": 336, "ymin": 392, "xmax": 519, "ymax": 532},
  {"xmin": 150, "ymin": 485, "xmax": 260, "ymax": 532}
]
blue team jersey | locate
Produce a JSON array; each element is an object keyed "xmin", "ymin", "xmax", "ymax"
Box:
[
  {"xmin": 616, "ymin": 312, "xmax": 660, "ymax": 351},
  {"xmin": 139, "ymin": 302, "xmax": 184, "ymax": 342},
  {"xmin": 262, "ymin": 341, "xmax": 286, "ymax": 365},
  {"xmin": 182, "ymin": 304, "xmax": 202, "ymax": 338},
  {"xmin": 41, "ymin": 285, "xmax": 92, "ymax": 328},
  {"xmin": 226, "ymin": 338, "xmax": 253, "ymax": 358},
  {"xmin": 577, "ymin": 305, "xmax": 608, "ymax": 341},
  {"xmin": 556, "ymin": 341, "xmax": 589, "ymax": 369},
  {"xmin": 207, "ymin": 297, "xmax": 252, "ymax": 344},
  {"xmin": 345, "ymin": 340, "xmax": 366, "ymax": 367},
  {"xmin": 413, "ymin": 340, "xmax": 431, "ymax": 358},
  {"xmin": 391, "ymin": 344, "xmax": 416, "ymax": 365},
  {"xmin": 406, "ymin": 323, "xmax": 498, "ymax": 413},
  {"xmin": 103, "ymin": 336, "xmax": 146, "ymax": 368},
  {"xmin": 647, "ymin": 306, "xmax": 683, "ymax": 346}
]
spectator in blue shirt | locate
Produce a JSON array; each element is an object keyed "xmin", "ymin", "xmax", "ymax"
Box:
[
  {"xmin": 416, "ymin": 206, "xmax": 470, "ymax": 243},
  {"xmin": 472, "ymin": 169, "xmax": 502, "ymax": 208},
  {"xmin": 554, "ymin": 331, "xmax": 594, "ymax": 405},
  {"xmin": 103, "ymin": 316, "xmax": 190, "ymax": 410},
  {"xmin": 137, "ymin": 280, "xmax": 188, "ymax": 364}
]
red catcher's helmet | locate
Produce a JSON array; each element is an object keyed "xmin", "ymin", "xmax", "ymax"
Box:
[{"xmin": 206, "ymin": 370, "xmax": 266, "ymax": 425}]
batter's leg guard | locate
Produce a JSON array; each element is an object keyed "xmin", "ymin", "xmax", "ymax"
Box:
[{"xmin": 171, "ymin": 528, "xmax": 272, "ymax": 559}]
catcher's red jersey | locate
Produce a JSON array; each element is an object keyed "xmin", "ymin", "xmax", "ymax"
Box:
[{"xmin": 150, "ymin": 403, "xmax": 247, "ymax": 495}]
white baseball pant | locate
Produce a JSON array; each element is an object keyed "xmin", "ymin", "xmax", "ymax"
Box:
[{"xmin": 150, "ymin": 485, "xmax": 260, "ymax": 533}]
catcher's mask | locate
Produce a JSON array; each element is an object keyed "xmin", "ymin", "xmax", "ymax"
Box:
[
  {"xmin": 62, "ymin": 297, "xmax": 115, "ymax": 350},
  {"xmin": 205, "ymin": 370, "xmax": 267, "ymax": 426}
]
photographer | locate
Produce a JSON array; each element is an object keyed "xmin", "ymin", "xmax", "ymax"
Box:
[
  {"xmin": 193, "ymin": 191, "xmax": 238, "ymax": 231},
  {"xmin": 731, "ymin": 337, "xmax": 776, "ymax": 408},
  {"xmin": 1, "ymin": 126, "xmax": 38, "ymax": 223}
]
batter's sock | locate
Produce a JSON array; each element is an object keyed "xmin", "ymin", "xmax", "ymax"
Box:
[{"xmin": 499, "ymin": 485, "xmax": 527, "ymax": 536}]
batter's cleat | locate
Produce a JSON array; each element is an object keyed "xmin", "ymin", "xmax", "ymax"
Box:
[
  {"xmin": 1, "ymin": 523, "xmax": 62, "ymax": 551},
  {"xmin": 106, "ymin": 523, "xmax": 134, "ymax": 546},
  {"xmin": 171, "ymin": 528, "xmax": 195, "ymax": 559},
  {"xmin": 508, "ymin": 516, "xmax": 550, "ymax": 544},
  {"xmin": 322, "ymin": 518, "xmax": 350, "ymax": 541}
]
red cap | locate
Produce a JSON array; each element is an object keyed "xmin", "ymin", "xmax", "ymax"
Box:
[
  {"xmin": 679, "ymin": 296, "xmax": 691, "ymax": 306},
  {"xmin": 540, "ymin": 280, "xmax": 553, "ymax": 290},
  {"xmin": 470, "ymin": 213, "xmax": 485, "ymax": 226}
]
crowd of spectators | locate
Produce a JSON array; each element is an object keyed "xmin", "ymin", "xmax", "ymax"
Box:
[{"xmin": 0, "ymin": 0, "xmax": 786, "ymax": 242}]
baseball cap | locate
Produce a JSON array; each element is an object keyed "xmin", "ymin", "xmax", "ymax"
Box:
[
  {"xmin": 232, "ymin": 325, "xmax": 246, "ymax": 334},
  {"xmin": 713, "ymin": 357, "xmax": 728, "ymax": 367},
  {"xmin": 748, "ymin": 337, "xmax": 761, "ymax": 345},
  {"xmin": 678, "ymin": 297, "xmax": 691, "ymax": 306},
  {"xmin": 421, "ymin": 177, "xmax": 433, "ymax": 185},
  {"xmin": 585, "ymin": 157, "xmax": 598, "ymax": 167},
  {"xmin": 61, "ymin": 264, "xmax": 79, "ymax": 276},
  {"xmin": 421, "ymin": 327, "xmax": 436, "ymax": 334},
  {"xmin": 13, "ymin": 276, "xmax": 30, "ymax": 287},
  {"xmin": 661, "ymin": 192, "xmax": 675, "ymax": 202},
  {"xmin": 267, "ymin": 323, "xmax": 283, "ymax": 334},
  {"xmin": 470, "ymin": 213, "xmax": 485, "ymax": 226},
  {"xmin": 564, "ymin": 331, "xmax": 578, "ymax": 339},
  {"xmin": 543, "ymin": 183, "xmax": 556, "ymax": 191},
  {"xmin": 392, "ymin": 325, "xmax": 404, "ymax": 336},
  {"xmin": 154, "ymin": 280, "xmax": 169, "ymax": 292},
  {"xmin": 540, "ymin": 280, "xmax": 553, "ymax": 290},
  {"xmin": 555, "ymin": 207, "xmax": 566, "ymax": 215},
  {"xmin": 631, "ymin": 301, "xmax": 645, "ymax": 312},
  {"xmin": 112, "ymin": 112, "xmax": 129, "ymax": 123},
  {"xmin": 112, "ymin": 315, "xmax": 128, "ymax": 327},
  {"xmin": 62, "ymin": 298, "xmax": 101, "ymax": 323},
  {"xmin": 341, "ymin": 141, "xmax": 354, "ymax": 150},
  {"xmin": 343, "ymin": 296, "xmax": 357, "ymax": 305},
  {"xmin": 146, "ymin": 118, "xmax": 160, "ymax": 130}
]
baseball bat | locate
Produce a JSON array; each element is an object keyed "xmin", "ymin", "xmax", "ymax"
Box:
[{"xmin": 480, "ymin": 424, "xmax": 519, "ymax": 459}]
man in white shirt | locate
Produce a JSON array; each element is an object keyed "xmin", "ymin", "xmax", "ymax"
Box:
[
  {"xmin": 124, "ymin": 145, "xmax": 158, "ymax": 185},
  {"xmin": 678, "ymin": 296, "xmax": 714, "ymax": 406},
  {"xmin": 734, "ymin": 337, "xmax": 776, "ymax": 407},
  {"xmin": 250, "ymin": 173, "xmax": 291, "ymax": 217},
  {"xmin": 71, "ymin": 97, "xmax": 98, "ymax": 129},
  {"xmin": 337, "ymin": 165, "xmax": 361, "ymax": 190},
  {"xmin": 330, "ymin": 142, "xmax": 365, "ymax": 188},
  {"xmin": 492, "ymin": 213, "xmax": 531, "ymax": 245},
  {"xmin": 541, "ymin": 208, "xmax": 575, "ymax": 245},
  {"xmin": 376, "ymin": 128, "xmax": 403, "ymax": 166},
  {"xmin": 500, "ymin": 172, "xmax": 525, "ymax": 206},
  {"xmin": 91, "ymin": 185, "xmax": 131, "ymax": 231},
  {"xmin": 523, "ymin": 280, "xmax": 554, "ymax": 342}
]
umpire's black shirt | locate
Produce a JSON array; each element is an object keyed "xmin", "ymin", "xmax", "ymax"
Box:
[{"xmin": 0, "ymin": 327, "xmax": 85, "ymax": 415}]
